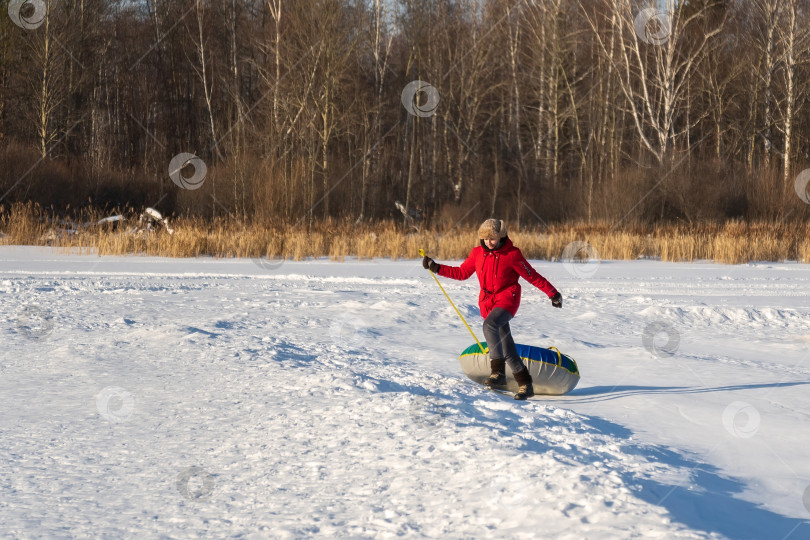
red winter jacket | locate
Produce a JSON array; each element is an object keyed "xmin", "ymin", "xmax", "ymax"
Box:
[{"xmin": 438, "ymin": 237, "xmax": 558, "ymax": 318}]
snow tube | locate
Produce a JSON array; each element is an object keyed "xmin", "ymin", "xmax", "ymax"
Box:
[{"xmin": 459, "ymin": 342, "xmax": 580, "ymax": 395}]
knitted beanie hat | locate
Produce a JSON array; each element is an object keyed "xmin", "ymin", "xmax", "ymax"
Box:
[{"xmin": 478, "ymin": 219, "xmax": 508, "ymax": 240}]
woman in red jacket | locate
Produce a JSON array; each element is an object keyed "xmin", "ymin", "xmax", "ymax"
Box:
[{"xmin": 422, "ymin": 219, "xmax": 562, "ymax": 400}]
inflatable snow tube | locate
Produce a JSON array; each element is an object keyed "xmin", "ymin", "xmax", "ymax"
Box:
[{"xmin": 459, "ymin": 342, "xmax": 580, "ymax": 395}]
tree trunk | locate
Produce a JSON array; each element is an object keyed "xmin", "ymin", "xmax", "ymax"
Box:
[
  {"xmin": 781, "ymin": 1, "xmax": 798, "ymax": 186},
  {"xmin": 762, "ymin": 0, "xmax": 777, "ymax": 168},
  {"xmin": 37, "ymin": 2, "xmax": 53, "ymax": 158},
  {"xmin": 195, "ymin": 0, "xmax": 219, "ymax": 160}
]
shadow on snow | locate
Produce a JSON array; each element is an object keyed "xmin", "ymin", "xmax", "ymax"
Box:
[
  {"xmin": 561, "ymin": 381, "xmax": 810, "ymax": 403},
  {"xmin": 417, "ymin": 379, "xmax": 809, "ymax": 540}
]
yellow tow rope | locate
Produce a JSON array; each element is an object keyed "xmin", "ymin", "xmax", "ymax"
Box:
[{"xmin": 419, "ymin": 248, "xmax": 486, "ymax": 354}]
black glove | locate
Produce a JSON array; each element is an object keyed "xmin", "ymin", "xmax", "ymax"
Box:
[
  {"xmin": 551, "ymin": 292, "xmax": 563, "ymax": 308},
  {"xmin": 422, "ymin": 255, "xmax": 441, "ymax": 273}
]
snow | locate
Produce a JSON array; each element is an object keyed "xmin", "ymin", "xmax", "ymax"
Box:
[{"xmin": 1, "ymin": 245, "xmax": 809, "ymax": 539}]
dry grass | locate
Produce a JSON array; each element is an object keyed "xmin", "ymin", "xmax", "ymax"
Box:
[{"xmin": 1, "ymin": 203, "xmax": 809, "ymax": 263}]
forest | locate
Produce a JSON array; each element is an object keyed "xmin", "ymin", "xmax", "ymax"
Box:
[{"xmin": 1, "ymin": 0, "xmax": 809, "ymax": 238}]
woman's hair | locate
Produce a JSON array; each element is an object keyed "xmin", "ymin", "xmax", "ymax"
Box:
[{"xmin": 478, "ymin": 219, "xmax": 508, "ymax": 240}]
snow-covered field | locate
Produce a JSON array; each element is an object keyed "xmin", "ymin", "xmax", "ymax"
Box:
[{"xmin": 1, "ymin": 246, "xmax": 809, "ymax": 539}]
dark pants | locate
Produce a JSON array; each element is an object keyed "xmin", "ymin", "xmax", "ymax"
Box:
[{"xmin": 482, "ymin": 307, "xmax": 525, "ymax": 374}]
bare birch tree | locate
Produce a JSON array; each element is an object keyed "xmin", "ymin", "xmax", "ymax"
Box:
[
  {"xmin": 773, "ymin": 0, "xmax": 810, "ymax": 185},
  {"xmin": 191, "ymin": 0, "xmax": 221, "ymax": 160},
  {"xmin": 584, "ymin": 0, "xmax": 725, "ymax": 165},
  {"xmin": 26, "ymin": 0, "xmax": 64, "ymax": 157}
]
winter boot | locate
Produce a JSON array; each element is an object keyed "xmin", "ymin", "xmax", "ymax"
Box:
[
  {"xmin": 513, "ymin": 368, "xmax": 535, "ymax": 400},
  {"xmin": 484, "ymin": 358, "xmax": 506, "ymax": 387}
]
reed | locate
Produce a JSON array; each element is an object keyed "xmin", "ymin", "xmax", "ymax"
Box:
[{"xmin": 1, "ymin": 203, "xmax": 808, "ymax": 263}]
